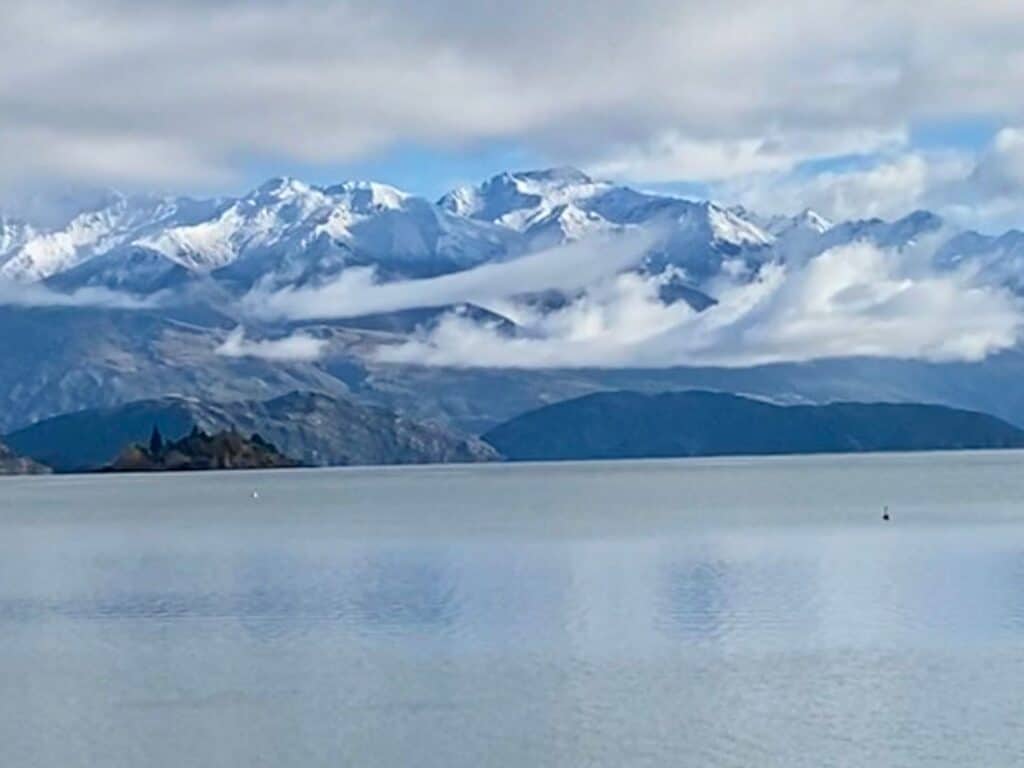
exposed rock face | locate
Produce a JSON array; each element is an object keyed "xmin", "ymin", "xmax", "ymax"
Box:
[
  {"xmin": 106, "ymin": 429, "xmax": 299, "ymax": 472},
  {"xmin": 13, "ymin": 390, "xmax": 498, "ymax": 472},
  {"xmin": 0, "ymin": 440, "xmax": 50, "ymax": 475}
]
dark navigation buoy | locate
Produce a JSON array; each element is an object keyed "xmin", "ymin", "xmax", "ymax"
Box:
[{"xmin": 882, "ymin": 505, "xmax": 890, "ymax": 521}]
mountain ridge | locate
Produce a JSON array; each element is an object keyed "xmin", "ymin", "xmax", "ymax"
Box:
[
  {"xmin": 4, "ymin": 166, "xmax": 1024, "ymax": 448},
  {"xmin": 5, "ymin": 166, "xmax": 1019, "ymax": 306},
  {"xmin": 482, "ymin": 390, "xmax": 1024, "ymax": 461},
  {"xmin": 5, "ymin": 390, "xmax": 499, "ymax": 472}
]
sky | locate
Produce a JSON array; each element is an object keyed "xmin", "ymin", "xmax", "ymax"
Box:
[{"xmin": 5, "ymin": 1, "xmax": 1024, "ymax": 230}]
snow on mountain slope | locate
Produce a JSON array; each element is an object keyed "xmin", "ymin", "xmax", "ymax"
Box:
[
  {"xmin": 1, "ymin": 195, "xmax": 159, "ymax": 281},
  {"xmin": 36, "ymin": 177, "xmax": 522, "ymax": 293},
  {"xmin": 935, "ymin": 229, "xmax": 1024, "ymax": 292},
  {"xmin": 13, "ymin": 167, "xmax": 1024, "ymax": 310},
  {"xmin": 817, "ymin": 210, "xmax": 944, "ymax": 253},
  {"xmin": 439, "ymin": 167, "xmax": 778, "ymax": 287},
  {"xmin": 0, "ymin": 217, "xmax": 33, "ymax": 265},
  {"xmin": 135, "ymin": 178, "xmax": 331, "ymax": 274},
  {"xmin": 440, "ymin": 167, "xmax": 607, "ymax": 225},
  {"xmin": 1, "ymin": 194, "xmax": 228, "ymax": 285},
  {"xmin": 0, "ymin": 167, "xmax": 830, "ymax": 299}
]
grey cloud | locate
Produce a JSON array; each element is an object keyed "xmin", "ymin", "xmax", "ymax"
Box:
[{"xmin": 5, "ymin": 1, "xmax": 1024, "ymax": 193}]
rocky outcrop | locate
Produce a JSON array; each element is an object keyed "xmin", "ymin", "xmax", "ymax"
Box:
[
  {"xmin": 7, "ymin": 390, "xmax": 499, "ymax": 472},
  {"xmin": 106, "ymin": 428, "xmax": 299, "ymax": 472},
  {"xmin": 0, "ymin": 440, "xmax": 50, "ymax": 475}
]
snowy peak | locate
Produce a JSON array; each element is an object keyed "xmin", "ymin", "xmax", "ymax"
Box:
[
  {"xmin": 324, "ymin": 181, "xmax": 410, "ymax": 213},
  {"xmin": 0, "ymin": 193, "xmax": 156, "ymax": 281},
  {"xmin": 438, "ymin": 167, "xmax": 610, "ymax": 232},
  {"xmin": 820, "ymin": 209, "xmax": 944, "ymax": 252},
  {"xmin": 513, "ymin": 167, "xmax": 594, "ymax": 185},
  {"xmin": 795, "ymin": 209, "xmax": 833, "ymax": 234},
  {"xmin": 769, "ymin": 208, "xmax": 832, "ymax": 236},
  {"xmin": 439, "ymin": 168, "xmax": 776, "ymax": 254},
  {"xmin": 700, "ymin": 202, "xmax": 775, "ymax": 248},
  {"xmin": 9, "ymin": 167, "xmax": 1020, "ymax": 306},
  {"xmin": 254, "ymin": 176, "xmax": 311, "ymax": 198}
]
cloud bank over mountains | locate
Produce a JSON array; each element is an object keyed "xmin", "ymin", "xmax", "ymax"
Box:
[
  {"xmin": 5, "ymin": 2, "xmax": 1024, "ymax": 230},
  {"xmin": 250, "ymin": 229, "xmax": 662, "ymax": 321},
  {"xmin": 2, "ymin": 164, "xmax": 1023, "ymax": 371},
  {"xmin": 355, "ymin": 240, "xmax": 1023, "ymax": 369}
]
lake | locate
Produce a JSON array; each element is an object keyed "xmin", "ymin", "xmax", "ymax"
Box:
[{"xmin": 2, "ymin": 452, "xmax": 1024, "ymax": 766}]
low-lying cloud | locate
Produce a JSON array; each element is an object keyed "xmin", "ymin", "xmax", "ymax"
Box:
[
  {"xmin": 236, "ymin": 223, "xmax": 1024, "ymax": 368},
  {"xmin": 245, "ymin": 228, "xmax": 661, "ymax": 321},
  {"xmin": 372, "ymin": 241, "xmax": 1021, "ymax": 368},
  {"xmin": 0, "ymin": 278, "xmax": 158, "ymax": 310},
  {"xmin": 215, "ymin": 326, "xmax": 326, "ymax": 362}
]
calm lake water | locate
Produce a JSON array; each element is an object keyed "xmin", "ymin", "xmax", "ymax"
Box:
[{"xmin": 2, "ymin": 452, "xmax": 1024, "ymax": 767}]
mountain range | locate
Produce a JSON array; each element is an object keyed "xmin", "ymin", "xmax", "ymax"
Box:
[
  {"xmin": 10, "ymin": 166, "xmax": 961, "ymax": 311},
  {"xmin": 4, "ymin": 167, "xmax": 1024, "ymax": 457}
]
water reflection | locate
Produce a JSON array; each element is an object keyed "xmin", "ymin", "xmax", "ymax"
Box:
[
  {"xmin": 345, "ymin": 553, "xmax": 460, "ymax": 633},
  {"xmin": 656, "ymin": 542, "xmax": 823, "ymax": 648},
  {"xmin": 4, "ymin": 456, "xmax": 1024, "ymax": 766}
]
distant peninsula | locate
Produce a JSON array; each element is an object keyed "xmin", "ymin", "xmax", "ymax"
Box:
[
  {"xmin": 483, "ymin": 390, "xmax": 1024, "ymax": 461},
  {"xmin": 7, "ymin": 388, "xmax": 1024, "ymax": 476},
  {"xmin": 106, "ymin": 428, "xmax": 299, "ymax": 472}
]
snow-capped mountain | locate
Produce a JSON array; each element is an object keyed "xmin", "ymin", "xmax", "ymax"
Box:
[
  {"xmin": 439, "ymin": 167, "xmax": 619, "ymax": 244},
  {"xmin": 935, "ymin": 229, "xmax": 1024, "ymax": 292},
  {"xmin": 6, "ymin": 167, "xmax": 1024, "ymax": 444},
  {"xmin": 3, "ymin": 166, "xmax": 1022, "ymax": 307},
  {"xmin": 439, "ymin": 167, "xmax": 786, "ymax": 287},
  {"xmin": 816, "ymin": 210, "xmax": 944, "ymax": 253},
  {"xmin": 13, "ymin": 176, "xmax": 524, "ymax": 294},
  {"xmin": 439, "ymin": 168, "xmax": 775, "ymax": 258},
  {"xmin": 0, "ymin": 193, "xmax": 226, "ymax": 284}
]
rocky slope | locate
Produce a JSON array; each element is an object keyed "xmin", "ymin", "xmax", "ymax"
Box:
[
  {"xmin": 0, "ymin": 440, "xmax": 50, "ymax": 475},
  {"xmin": 7, "ymin": 390, "xmax": 498, "ymax": 472},
  {"xmin": 106, "ymin": 428, "xmax": 299, "ymax": 472}
]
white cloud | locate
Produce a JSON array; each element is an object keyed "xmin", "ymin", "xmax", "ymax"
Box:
[
  {"xmin": 719, "ymin": 128, "xmax": 1024, "ymax": 232},
  {"xmin": 373, "ymin": 242, "xmax": 1022, "ymax": 368},
  {"xmin": 244, "ymin": 228, "xmax": 661, "ymax": 321},
  {"xmin": 0, "ymin": 278, "xmax": 158, "ymax": 309},
  {"xmin": 968, "ymin": 128, "xmax": 1024, "ymax": 196},
  {"xmin": 215, "ymin": 326, "xmax": 326, "ymax": 362},
  {"xmin": 5, "ymin": 1, "xmax": 1024, "ymax": 192},
  {"xmin": 590, "ymin": 128, "xmax": 908, "ymax": 183},
  {"xmin": 722, "ymin": 155, "xmax": 944, "ymax": 223}
]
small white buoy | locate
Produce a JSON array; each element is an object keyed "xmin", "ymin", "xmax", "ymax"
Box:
[{"xmin": 251, "ymin": 490, "xmax": 260, "ymax": 500}]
